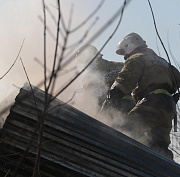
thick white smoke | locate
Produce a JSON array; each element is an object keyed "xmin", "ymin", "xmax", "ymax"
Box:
[{"xmin": 71, "ymin": 46, "xmax": 125, "ymax": 128}]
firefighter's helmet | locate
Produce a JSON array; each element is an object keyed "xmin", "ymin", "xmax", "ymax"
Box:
[
  {"xmin": 116, "ymin": 33, "xmax": 146, "ymax": 55},
  {"xmin": 75, "ymin": 44, "xmax": 102, "ymax": 64}
]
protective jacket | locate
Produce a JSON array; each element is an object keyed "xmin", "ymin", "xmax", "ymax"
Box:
[
  {"xmin": 115, "ymin": 47, "xmax": 180, "ymax": 99},
  {"xmin": 115, "ymin": 47, "xmax": 180, "ymax": 160},
  {"xmin": 84, "ymin": 57, "xmax": 124, "ymax": 89},
  {"xmin": 82, "ymin": 57, "xmax": 124, "ymax": 107}
]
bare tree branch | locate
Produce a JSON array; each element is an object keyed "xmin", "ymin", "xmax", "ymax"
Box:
[
  {"xmin": 47, "ymin": 91, "xmax": 78, "ymax": 113},
  {"xmin": 20, "ymin": 58, "xmax": 38, "ymax": 111},
  {"xmin": 42, "ymin": 0, "xmax": 47, "ymax": 92},
  {"xmin": 34, "ymin": 57, "xmax": 51, "ymax": 73},
  {"xmin": 0, "ymin": 137, "xmax": 7, "ymax": 144},
  {"xmin": 4, "ymin": 169, "xmax": 10, "ymax": 177},
  {"xmin": 0, "ymin": 152, "xmax": 20, "ymax": 158},
  {"xmin": 50, "ymin": 2, "xmax": 67, "ymax": 35},
  {"xmin": 167, "ymin": 31, "xmax": 180, "ymax": 70},
  {"xmin": 54, "ymin": 66, "xmax": 76, "ymax": 77},
  {"xmin": 46, "ymin": 3, "xmax": 65, "ymax": 39},
  {"xmin": 155, "ymin": 36, "xmax": 161, "ymax": 56},
  {"xmin": 70, "ymin": 0, "xmax": 105, "ymax": 33},
  {"xmin": 67, "ymin": 3, "xmax": 74, "ymax": 32},
  {"xmin": 57, "ymin": 3, "xmax": 73, "ymax": 67},
  {"xmin": 0, "ymin": 39, "xmax": 25, "ymax": 80},
  {"xmin": 38, "ymin": 15, "xmax": 63, "ymax": 48},
  {"xmin": 66, "ymin": 17, "xmax": 99, "ymax": 50}
]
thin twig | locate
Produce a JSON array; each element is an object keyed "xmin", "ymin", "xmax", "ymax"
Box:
[
  {"xmin": 155, "ymin": 36, "xmax": 161, "ymax": 56},
  {"xmin": 52, "ymin": 66, "xmax": 76, "ymax": 78},
  {"xmin": 167, "ymin": 31, "xmax": 180, "ymax": 70},
  {"xmin": 0, "ymin": 39, "xmax": 25, "ymax": 80},
  {"xmin": 43, "ymin": 0, "xmax": 47, "ymax": 92},
  {"xmin": 62, "ymin": 17, "xmax": 99, "ymax": 61},
  {"xmin": 34, "ymin": 57, "xmax": 51, "ymax": 73},
  {"xmin": 4, "ymin": 169, "xmax": 10, "ymax": 177},
  {"xmin": 47, "ymin": 91, "xmax": 77, "ymax": 113},
  {"xmin": 0, "ymin": 152, "xmax": 20, "ymax": 158},
  {"xmin": 50, "ymin": 3, "xmax": 67, "ymax": 35},
  {"xmin": 46, "ymin": 4, "xmax": 65, "ymax": 39},
  {"xmin": 70, "ymin": 0, "xmax": 105, "ymax": 33},
  {"xmin": 59, "ymin": 4, "xmax": 67, "ymax": 35},
  {"xmin": 12, "ymin": 84, "xmax": 21, "ymax": 89},
  {"xmin": 38, "ymin": 15, "xmax": 63, "ymax": 48},
  {"xmin": 58, "ymin": 3, "xmax": 73, "ymax": 67},
  {"xmin": 63, "ymin": 19, "xmax": 100, "ymax": 67},
  {"xmin": 67, "ymin": 3, "xmax": 73, "ymax": 32},
  {"xmin": 0, "ymin": 137, "xmax": 7, "ymax": 144},
  {"xmin": 20, "ymin": 58, "xmax": 38, "ymax": 111},
  {"xmin": 66, "ymin": 17, "xmax": 99, "ymax": 50}
]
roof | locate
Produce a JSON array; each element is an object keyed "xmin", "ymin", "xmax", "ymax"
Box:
[{"xmin": 0, "ymin": 83, "xmax": 180, "ymax": 177}]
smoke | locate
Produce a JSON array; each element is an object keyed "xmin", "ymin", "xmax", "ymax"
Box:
[
  {"xmin": 0, "ymin": 88, "xmax": 19, "ymax": 129},
  {"xmin": 70, "ymin": 46, "xmax": 126, "ymax": 129},
  {"xmin": 73, "ymin": 70, "xmax": 106, "ymax": 116}
]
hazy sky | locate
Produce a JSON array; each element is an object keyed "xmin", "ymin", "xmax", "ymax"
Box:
[{"xmin": 0, "ymin": 0, "xmax": 180, "ymax": 101}]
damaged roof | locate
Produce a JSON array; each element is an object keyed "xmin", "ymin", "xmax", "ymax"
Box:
[{"xmin": 0, "ymin": 83, "xmax": 180, "ymax": 177}]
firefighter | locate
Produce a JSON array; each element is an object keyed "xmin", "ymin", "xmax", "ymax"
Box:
[
  {"xmin": 75, "ymin": 44, "xmax": 124, "ymax": 109},
  {"xmin": 109, "ymin": 32, "xmax": 180, "ymax": 160}
]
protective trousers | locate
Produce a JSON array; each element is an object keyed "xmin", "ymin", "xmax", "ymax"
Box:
[{"xmin": 123, "ymin": 105, "xmax": 174, "ymax": 160}]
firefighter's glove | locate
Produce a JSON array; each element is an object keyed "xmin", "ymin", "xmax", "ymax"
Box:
[
  {"xmin": 108, "ymin": 86, "xmax": 125, "ymax": 100},
  {"xmin": 173, "ymin": 93, "xmax": 180, "ymax": 104}
]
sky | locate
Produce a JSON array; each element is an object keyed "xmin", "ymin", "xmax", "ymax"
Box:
[{"xmin": 0, "ymin": 0, "xmax": 180, "ymax": 102}]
